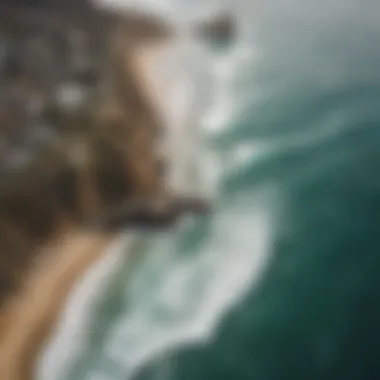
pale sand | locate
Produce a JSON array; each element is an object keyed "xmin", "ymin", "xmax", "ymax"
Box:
[{"xmin": 0, "ymin": 228, "xmax": 122, "ymax": 380}]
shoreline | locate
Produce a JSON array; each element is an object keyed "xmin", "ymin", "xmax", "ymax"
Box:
[
  {"xmin": 0, "ymin": 228, "xmax": 126, "ymax": 380},
  {"xmin": 37, "ymin": 233, "xmax": 139, "ymax": 380}
]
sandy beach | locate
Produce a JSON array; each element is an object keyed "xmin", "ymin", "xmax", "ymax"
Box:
[{"xmin": 0, "ymin": 228, "xmax": 123, "ymax": 380}]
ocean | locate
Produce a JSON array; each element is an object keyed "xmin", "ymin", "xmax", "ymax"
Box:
[{"xmin": 39, "ymin": 0, "xmax": 380, "ymax": 379}]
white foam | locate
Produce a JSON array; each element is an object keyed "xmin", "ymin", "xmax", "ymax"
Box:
[
  {"xmin": 201, "ymin": 43, "xmax": 259, "ymax": 136},
  {"xmin": 98, "ymin": 188, "xmax": 279, "ymax": 380},
  {"xmin": 228, "ymin": 142, "xmax": 268, "ymax": 170}
]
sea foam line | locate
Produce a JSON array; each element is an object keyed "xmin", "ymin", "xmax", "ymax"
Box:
[{"xmin": 93, "ymin": 188, "xmax": 279, "ymax": 380}]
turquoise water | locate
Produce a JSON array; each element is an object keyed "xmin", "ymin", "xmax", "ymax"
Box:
[{"xmin": 45, "ymin": 0, "xmax": 380, "ymax": 379}]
